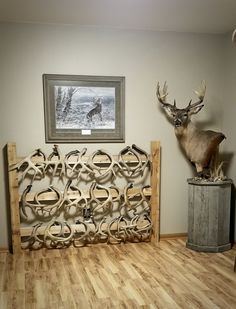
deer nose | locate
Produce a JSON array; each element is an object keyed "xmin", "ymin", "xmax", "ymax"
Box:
[{"xmin": 174, "ymin": 119, "xmax": 182, "ymax": 127}]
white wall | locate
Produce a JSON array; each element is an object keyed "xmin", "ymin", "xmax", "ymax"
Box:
[
  {"xmin": 0, "ymin": 23, "xmax": 226, "ymax": 248},
  {"xmin": 221, "ymin": 33, "xmax": 236, "ymax": 240}
]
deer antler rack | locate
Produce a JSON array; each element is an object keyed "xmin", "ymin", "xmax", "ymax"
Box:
[
  {"xmin": 63, "ymin": 180, "xmax": 87, "ymax": 217},
  {"xmin": 21, "ymin": 185, "xmax": 63, "ymax": 218},
  {"xmin": 44, "ymin": 221, "xmax": 74, "ymax": 247},
  {"xmin": 118, "ymin": 145, "xmax": 150, "ymax": 177},
  {"xmin": 73, "ymin": 220, "xmax": 90, "ymax": 245},
  {"xmin": 9, "ymin": 148, "xmax": 46, "ymax": 183},
  {"xmin": 64, "ymin": 148, "xmax": 94, "ymax": 179},
  {"xmin": 87, "ymin": 181, "xmax": 113, "ymax": 216},
  {"xmin": 21, "ymin": 222, "xmax": 44, "ymax": 249},
  {"xmin": 88, "ymin": 149, "xmax": 120, "ymax": 181},
  {"xmin": 45, "ymin": 145, "xmax": 65, "ymax": 178}
]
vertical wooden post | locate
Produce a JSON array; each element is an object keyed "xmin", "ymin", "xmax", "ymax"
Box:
[
  {"xmin": 7, "ymin": 143, "xmax": 21, "ymax": 254},
  {"xmin": 150, "ymin": 141, "xmax": 160, "ymax": 244}
]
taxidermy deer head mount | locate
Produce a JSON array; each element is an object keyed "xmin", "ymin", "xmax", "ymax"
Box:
[{"xmin": 157, "ymin": 81, "xmax": 226, "ymax": 180}]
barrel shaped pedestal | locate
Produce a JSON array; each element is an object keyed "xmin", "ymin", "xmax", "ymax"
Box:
[{"xmin": 186, "ymin": 179, "xmax": 232, "ymax": 252}]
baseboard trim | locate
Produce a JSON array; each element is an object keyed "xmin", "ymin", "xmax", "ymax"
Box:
[
  {"xmin": 160, "ymin": 233, "xmax": 188, "ymax": 239},
  {"xmin": 160, "ymin": 234, "xmax": 236, "ymax": 246},
  {"xmin": 0, "ymin": 236, "xmax": 235, "ymax": 251}
]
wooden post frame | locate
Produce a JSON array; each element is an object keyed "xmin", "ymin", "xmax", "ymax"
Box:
[
  {"xmin": 150, "ymin": 141, "xmax": 161, "ymax": 243},
  {"xmin": 7, "ymin": 143, "xmax": 21, "ymax": 254}
]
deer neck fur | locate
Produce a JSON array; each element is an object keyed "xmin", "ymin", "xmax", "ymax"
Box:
[{"xmin": 174, "ymin": 121, "xmax": 199, "ymax": 154}]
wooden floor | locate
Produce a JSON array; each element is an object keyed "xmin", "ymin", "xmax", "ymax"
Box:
[{"xmin": 0, "ymin": 239, "xmax": 236, "ymax": 309}]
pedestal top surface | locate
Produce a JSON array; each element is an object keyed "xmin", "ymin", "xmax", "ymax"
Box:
[{"xmin": 187, "ymin": 178, "xmax": 233, "ymax": 186}]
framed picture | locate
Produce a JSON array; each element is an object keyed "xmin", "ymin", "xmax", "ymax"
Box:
[{"xmin": 43, "ymin": 74, "xmax": 125, "ymax": 143}]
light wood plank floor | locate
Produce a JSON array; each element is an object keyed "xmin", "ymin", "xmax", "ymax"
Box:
[{"xmin": 0, "ymin": 239, "xmax": 236, "ymax": 308}]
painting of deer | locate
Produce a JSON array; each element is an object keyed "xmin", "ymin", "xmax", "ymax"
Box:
[
  {"xmin": 87, "ymin": 97, "xmax": 103, "ymax": 122},
  {"xmin": 156, "ymin": 81, "xmax": 225, "ymax": 179}
]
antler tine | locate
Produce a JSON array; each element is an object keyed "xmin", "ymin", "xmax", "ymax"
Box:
[
  {"xmin": 156, "ymin": 81, "xmax": 170, "ymax": 105},
  {"xmin": 188, "ymin": 80, "xmax": 206, "ymax": 109},
  {"xmin": 194, "ymin": 80, "xmax": 206, "ymax": 99}
]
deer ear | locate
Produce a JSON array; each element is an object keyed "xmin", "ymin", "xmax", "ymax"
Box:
[{"xmin": 188, "ymin": 104, "xmax": 204, "ymax": 116}]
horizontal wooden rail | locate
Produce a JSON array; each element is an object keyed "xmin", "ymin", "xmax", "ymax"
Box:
[
  {"xmin": 19, "ymin": 187, "xmax": 151, "ymax": 202},
  {"xmin": 13, "ymin": 154, "xmax": 150, "ymax": 166}
]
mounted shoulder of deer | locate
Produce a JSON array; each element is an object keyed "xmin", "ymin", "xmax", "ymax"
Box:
[{"xmin": 156, "ymin": 81, "xmax": 226, "ymax": 179}]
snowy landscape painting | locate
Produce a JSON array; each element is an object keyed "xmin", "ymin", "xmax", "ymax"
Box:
[
  {"xmin": 55, "ymin": 86, "xmax": 115, "ymax": 129},
  {"xmin": 43, "ymin": 74, "xmax": 125, "ymax": 143}
]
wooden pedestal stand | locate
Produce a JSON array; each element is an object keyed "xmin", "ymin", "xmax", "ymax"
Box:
[{"xmin": 186, "ymin": 178, "xmax": 232, "ymax": 252}]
